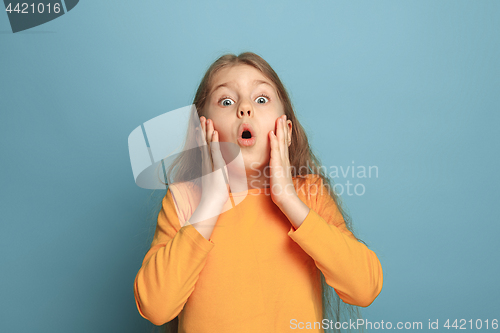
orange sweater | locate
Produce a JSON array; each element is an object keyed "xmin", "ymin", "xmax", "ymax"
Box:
[{"xmin": 134, "ymin": 174, "xmax": 383, "ymax": 332}]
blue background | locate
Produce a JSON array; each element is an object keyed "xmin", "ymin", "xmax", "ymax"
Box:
[{"xmin": 1, "ymin": 0, "xmax": 499, "ymax": 332}]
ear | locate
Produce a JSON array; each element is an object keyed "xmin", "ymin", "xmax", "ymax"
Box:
[{"xmin": 286, "ymin": 120, "xmax": 292, "ymax": 147}]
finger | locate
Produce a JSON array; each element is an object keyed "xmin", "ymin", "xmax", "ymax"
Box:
[
  {"xmin": 210, "ymin": 130, "xmax": 219, "ymax": 168},
  {"xmin": 212, "ymin": 131, "xmax": 230, "ymax": 184},
  {"xmin": 275, "ymin": 117, "xmax": 281, "ymax": 145},
  {"xmin": 283, "ymin": 117, "xmax": 290, "ymax": 160},
  {"xmin": 211, "ymin": 130, "xmax": 224, "ymax": 172},
  {"xmin": 206, "ymin": 118, "xmax": 214, "ymax": 147},
  {"xmin": 199, "ymin": 116, "xmax": 209, "ymax": 153},
  {"xmin": 200, "ymin": 116, "xmax": 205, "ymax": 130},
  {"xmin": 200, "ymin": 138, "xmax": 212, "ymax": 177},
  {"xmin": 199, "ymin": 117, "xmax": 213, "ymax": 174},
  {"xmin": 287, "ymin": 120, "xmax": 291, "ymax": 148},
  {"xmin": 200, "ymin": 116, "xmax": 207, "ymax": 142},
  {"xmin": 278, "ymin": 117, "xmax": 285, "ymax": 161},
  {"xmin": 282, "ymin": 116, "xmax": 288, "ymax": 164},
  {"xmin": 282, "ymin": 115, "xmax": 286, "ymax": 143},
  {"xmin": 207, "ymin": 119, "xmax": 220, "ymax": 171},
  {"xmin": 269, "ymin": 129, "xmax": 280, "ymax": 165},
  {"xmin": 195, "ymin": 126, "xmax": 202, "ymax": 149},
  {"xmin": 201, "ymin": 117, "xmax": 211, "ymax": 153}
]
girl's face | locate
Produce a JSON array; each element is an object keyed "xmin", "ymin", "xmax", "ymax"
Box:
[{"xmin": 205, "ymin": 64, "xmax": 292, "ymax": 175}]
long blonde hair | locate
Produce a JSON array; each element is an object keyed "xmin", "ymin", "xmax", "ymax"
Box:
[{"xmin": 147, "ymin": 52, "xmax": 365, "ymax": 333}]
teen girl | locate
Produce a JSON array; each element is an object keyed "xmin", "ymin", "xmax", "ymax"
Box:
[{"xmin": 134, "ymin": 52, "xmax": 383, "ymax": 333}]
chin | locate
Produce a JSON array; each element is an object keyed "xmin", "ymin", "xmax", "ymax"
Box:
[{"xmin": 244, "ymin": 154, "xmax": 269, "ymax": 173}]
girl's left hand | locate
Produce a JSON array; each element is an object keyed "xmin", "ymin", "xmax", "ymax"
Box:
[{"xmin": 269, "ymin": 114, "xmax": 297, "ymax": 208}]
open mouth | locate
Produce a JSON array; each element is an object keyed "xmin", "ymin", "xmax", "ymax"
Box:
[
  {"xmin": 238, "ymin": 123, "xmax": 256, "ymax": 147},
  {"xmin": 242, "ymin": 130, "xmax": 252, "ymax": 139}
]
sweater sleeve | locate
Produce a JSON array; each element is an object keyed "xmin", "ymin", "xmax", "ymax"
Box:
[
  {"xmin": 133, "ymin": 187, "xmax": 215, "ymax": 326},
  {"xmin": 287, "ymin": 178, "xmax": 383, "ymax": 307}
]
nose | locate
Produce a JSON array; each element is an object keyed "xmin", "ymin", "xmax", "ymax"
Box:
[{"xmin": 237, "ymin": 99, "xmax": 253, "ymax": 119}]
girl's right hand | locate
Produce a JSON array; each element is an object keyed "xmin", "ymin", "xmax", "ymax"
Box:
[{"xmin": 195, "ymin": 116, "xmax": 230, "ymax": 206}]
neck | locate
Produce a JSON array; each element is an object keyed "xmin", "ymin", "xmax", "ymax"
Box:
[{"xmin": 244, "ymin": 164, "xmax": 271, "ymax": 190}]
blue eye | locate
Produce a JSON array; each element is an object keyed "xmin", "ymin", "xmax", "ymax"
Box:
[
  {"xmin": 256, "ymin": 94, "xmax": 270, "ymax": 104},
  {"xmin": 219, "ymin": 96, "xmax": 234, "ymax": 106}
]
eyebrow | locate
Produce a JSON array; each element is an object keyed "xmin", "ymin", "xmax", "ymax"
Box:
[{"xmin": 211, "ymin": 79, "xmax": 274, "ymax": 95}]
